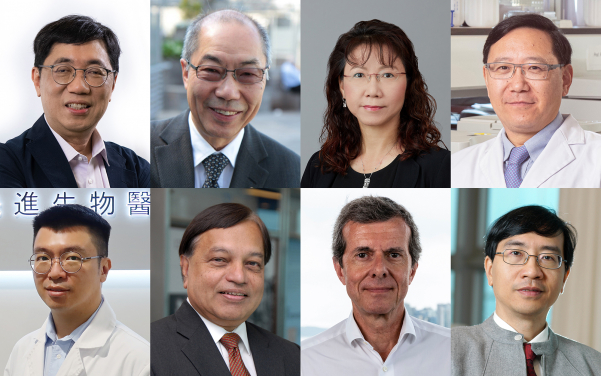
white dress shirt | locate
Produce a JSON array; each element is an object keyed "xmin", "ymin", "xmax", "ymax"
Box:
[
  {"xmin": 47, "ymin": 116, "xmax": 110, "ymax": 188},
  {"xmin": 301, "ymin": 309, "xmax": 451, "ymax": 376},
  {"xmin": 494, "ymin": 312, "xmax": 548, "ymax": 376},
  {"xmin": 187, "ymin": 298, "xmax": 257, "ymax": 376},
  {"xmin": 188, "ymin": 112, "xmax": 244, "ymax": 188}
]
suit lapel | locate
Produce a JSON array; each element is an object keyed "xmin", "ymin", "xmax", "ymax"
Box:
[
  {"xmin": 230, "ymin": 124, "xmax": 269, "ymax": 188},
  {"xmin": 154, "ymin": 112, "xmax": 195, "ymax": 187},
  {"xmin": 247, "ymin": 323, "xmax": 284, "ymax": 376},
  {"xmin": 26, "ymin": 116, "xmax": 78, "ymax": 187},
  {"xmin": 479, "ymin": 131, "xmax": 506, "ymax": 187},
  {"xmin": 105, "ymin": 143, "xmax": 136, "ymax": 187}
]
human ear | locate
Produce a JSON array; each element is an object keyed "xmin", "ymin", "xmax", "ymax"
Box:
[
  {"xmin": 333, "ymin": 256, "xmax": 346, "ymax": 285},
  {"xmin": 484, "ymin": 256, "xmax": 494, "ymax": 287},
  {"xmin": 180, "ymin": 255, "xmax": 190, "ymax": 289}
]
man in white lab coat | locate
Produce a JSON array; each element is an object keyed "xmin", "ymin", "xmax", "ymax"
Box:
[
  {"xmin": 4, "ymin": 204, "xmax": 149, "ymax": 376},
  {"xmin": 452, "ymin": 14, "xmax": 601, "ymax": 188}
]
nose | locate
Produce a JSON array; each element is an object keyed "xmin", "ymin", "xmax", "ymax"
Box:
[
  {"xmin": 508, "ymin": 66, "xmax": 530, "ymax": 92},
  {"xmin": 47, "ymin": 258, "xmax": 67, "ymax": 280},
  {"xmin": 67, "ymin": 70, "xmax": 91, "ymax": 94},
  {"xmin": 225, "ymin": 262, "xmax": 246, "ymax": 284},
  {"xmin": 519, "ymin": 254, "xmax": 544, "ymax": 279},
  {"xmin": 370, "ymin": 252, "xmax": 388, "ymax": 278},
  {"xmin": 214, "ymin": 72, "xmax": 242, "ymax": 102},
  {"xmin": 364, "ymin": 74, "xmax": 383, "ymax": 98}
]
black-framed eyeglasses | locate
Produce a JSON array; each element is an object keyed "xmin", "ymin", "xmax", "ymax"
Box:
[
  {"xmin": 38, "ymin": 64, "xmax": 117, "ymax": 87},
  {"xmin": 484, "ymin": 62, "xmax": 564, "ymax": 80},
  {"xmin": 186, "ymin": 60, "xmax": 269, "ymax": 85},
  {"xmin": 495, "ymin": 249, "xmax": 564, "ymax": 270},
  {"xmin": 29, "ymin": 251, "xmax": 104, "ymax": 274}
]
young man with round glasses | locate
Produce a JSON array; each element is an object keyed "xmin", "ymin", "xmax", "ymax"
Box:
[
  {"xmin": 0, "ymin": 15, "xmax": 149, "ymax": 188},
  {"xmin": 452, "ymin": 205, "xmax": 601, "ymax": 375},
  {"xmin": 4, "ymin": 204, "xmax": 149, "ymax": 376}
]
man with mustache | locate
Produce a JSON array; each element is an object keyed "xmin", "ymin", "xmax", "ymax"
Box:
[
  {"xmin": 4, "ymin": 204, "xmax": 149, "ymax": 376},
  {"xmin": 452, "ymin": 205, "xmax": 601, "ymax": 375},
  {"xmin": 452, "ymin": 14, "xmax": 601, "ymax": 188},
  {"xmin": 150, "ymin": 10, "xmax": 300, "ymax": 188},
  {"xmin": 151, "ymin": 203, "xmax": 300, "ymax": 375},
  {"xmin": 301, "ymin": 196, "xmax": 451, "ymax": 375}
]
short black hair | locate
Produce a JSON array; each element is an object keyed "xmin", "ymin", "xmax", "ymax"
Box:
[
  {"xmin": 484, "ymin": 205, "xmax": 576, "ymax": 270},
  {"xmin": 33, "ymin": 204, "xmax": 111, "ymax": 258},
  {"xmin": 483, "ymin": 14, "xmax": 572, "ymax": 65},
  {"xmin": 179, "ymin": 203, "xmax": 271, "ymax": 264},
  {"xmin": 34, "ymin": 15, "xmax": 121, "ymax": 72}
]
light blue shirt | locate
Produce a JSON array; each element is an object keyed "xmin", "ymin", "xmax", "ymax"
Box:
[
  {"xmin": 44, "ymin": 298, "xmax": 104, "ymax": 376},
  {"xmin": 502, "ymin": 112, "xmax": 564, "ymax": 181}
]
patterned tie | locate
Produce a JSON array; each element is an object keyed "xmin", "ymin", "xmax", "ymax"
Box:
[
  {"xmin": 220, "ymin": 333, "xmax": 251, "ymax": 376},
  {"xmin": 202, "ymin": 153, "xmax": 230, "ymax": 188},
  {"xmin": 524, "ymin": 343, "xmax": 537, "ymax": 376},
  {"xmin": 504, "ymin": 145, "xmax": 530, "ymax": 188}
]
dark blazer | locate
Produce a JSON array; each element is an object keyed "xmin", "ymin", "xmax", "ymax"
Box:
[
  {"xmin": 301, "ymin": 147, "xmax": 450, "ymax": 188},
  {"xmin": 0, "ymin": 115, "xmax": 150, "ymax": 188},
  {"xmin": 151, "ymin": 301, "xmax": 300, "ymax": 376},
  {"xmin": 150, "ymin": 110, "xmax": 300, "ymax": 188}
]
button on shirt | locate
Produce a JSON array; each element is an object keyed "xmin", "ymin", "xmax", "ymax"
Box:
[
  {"xmin": 493, "ymin": 312, "xmax": 548, "ymax": 376},
  {"xmin": 502, "ymin": 112, "xmax": 563, "ymax": 182},
  {"xmin": 301, "ymin": 310, "xmax": 451, "ymax": 376},
  {"xmin": 44, "ymin": 298, "xmax": 104, "ymax": 376},
  {"xmin": 187, "ymin": 298, "xmax": 257, "ymax": 376},
  {"xmin": 47, "ymin": 116, "xmax": 111, "ymax": 188},
  {"xmin": 188, "ymin": 112, "xmax": 244, "ymax": 188}
]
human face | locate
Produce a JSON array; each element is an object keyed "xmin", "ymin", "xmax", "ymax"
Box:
[
  {"xmin": 32, "ymin": 41, "xmax": 117, "ymax": 139},
  {"xmin": 483, "ymin": 28, "xmax": 572, "ymax": 141},
  {"xmin": 182, "ymin": 20, "xmax": 267, "ymax": 150},
  {"xmin": 334, "ymin": 218, "xmax": 417, "ymax": 321},
  {"xmin": 33, "ymin": 227, "xmax": 110, "ymax": 315},
  {"xmin": 181, "ymin": 221, "xmax": 265, "ymax": 331},
  {"xmin": 485, "ymin": 232, "xmax": 570, "ymax": 324},
  {"xmin": 339, "ymin": 44, "xmax": 407, "ymax": 131}
]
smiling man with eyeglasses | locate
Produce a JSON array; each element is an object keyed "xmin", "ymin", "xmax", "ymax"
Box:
[
  {"xmin": 150, "ymin": 9, "xmax": 300, "ymax": 188},
  {"xmin": 0, "ymin": 15, "xmax": 149, "ymax": 188},
  {"xmin": 4, "ymin": 204, "xmax": 149, "ymax": 376},
  {"xmin": 452, "ymin": 14, "xmax": 601, "ymax": 188},
  {"xmin": 452, "ymin": 205, "xmax": 601, "ymax": 376}
]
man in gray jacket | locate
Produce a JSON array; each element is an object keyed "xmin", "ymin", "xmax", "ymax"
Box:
[{"xmin": 452, "ymin": 205, "xmax": 601, "ymax": 375}]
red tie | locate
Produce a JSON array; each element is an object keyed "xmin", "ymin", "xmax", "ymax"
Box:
[
  {"xmin": 524, "ymin": 343, "xmax": 537, "ymax": 376},
  {"xmin": 220, "ymin": 333, "xmax": 251, "ymax": 376}
]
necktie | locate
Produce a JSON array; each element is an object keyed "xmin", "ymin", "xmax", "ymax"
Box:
[
  {"xmin": 504, "ymin": 145, "xmax": 529, "ymax": 188},
  {"xmin": 202, "ymin": 153, "xmax": 229, "ymax": 188},
  {"xmin": 220, "ymin": 333, "xmax": 251, "ymax": 376},
  {"xmin": 524, "ymin": 343, "xmax": 537, "ymax": 376}
]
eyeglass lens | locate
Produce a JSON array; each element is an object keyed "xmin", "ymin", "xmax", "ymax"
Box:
[
  {"xmin": 195, "ymin": 65, "xmax": 264, "ymax": 84},
  {"xmin": 487, "ymin": 63, "xmax": 550, "ymax": 79},
  {"xmin": 503, "ymin": 249, "xmax": 562, "ymax": 269},
  {"xmin": 31, "ymin": 252, "xmax": 83, "ymax": 273},
  {"xmin": 51, "ymin": 65, "xmax": 109, "ymax": 87}
]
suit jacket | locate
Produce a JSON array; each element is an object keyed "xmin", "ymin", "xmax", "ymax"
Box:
[
  {"xmin": 301, "ymin": 147, "xmax": 450, "ymax": 188},
  {"xmin": 0, "ymin": 115, "xmax": 150, "ymax": 188},
  {"xmin": 452, "ymin": 114, "xmax": 601, "ymax": 187},
  {"xmin": 150, "ymin": 301, "xmax": 300, "ymax": 376},
  {"xmin": 150, "ymin": 110, "xmax": 300, "ymax": 188},
  {"xmin": 452, "ymin": 315, "xmax": 601, "ymax": 376}
]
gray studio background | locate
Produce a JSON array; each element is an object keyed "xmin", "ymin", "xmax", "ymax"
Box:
[{"xmin": 300, "ymin": 0, "xmax": 451, "ymax": 170}]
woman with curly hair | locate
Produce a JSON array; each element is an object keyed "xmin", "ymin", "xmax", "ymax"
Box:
[{"xmin": 301, "ymin": 19, "xmax": 450, "ymax": 188}]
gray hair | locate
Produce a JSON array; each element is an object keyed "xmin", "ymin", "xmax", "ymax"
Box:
[
  {"xmin": 181, "ymin": 9, "xmax": 272, "ymax": 71},
  {"xmin": 332, "ymin": 196, "xmax": 421, "ymax": 267}
]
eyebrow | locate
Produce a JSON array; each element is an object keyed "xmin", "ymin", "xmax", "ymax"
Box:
[
  {"xmin": 199, "ymin": 54, "xmax": 262, "ymax": 67},
  {"xmin": 33, "ymin": 245, "xmax": 88, "ymax": 254},
  {"xmin": 504, "ymin": 240, "xmax": 561, "ymax": 253},
  {"xmin": 209, "ymin": 248, "xmax": 265, "ymax": 260},
  {"xmin": 352, "ymin": 246, "xmax": 405, "ymax": 254},
  {"xmin": 491, "ymin": 57, "xmax": 550, "ymax": 64},
  {"xmin": 51, "ymin": 57, "xmax": 109, "ymax": 68}
]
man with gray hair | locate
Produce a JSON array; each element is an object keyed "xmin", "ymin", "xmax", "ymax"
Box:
[
  {"xmin": 301, "ymin": 196, "xmax": 451, "ymax": 375},
  {"xmin": 151, "ymin": 9, "xmax": 300, "ymax": 188}
]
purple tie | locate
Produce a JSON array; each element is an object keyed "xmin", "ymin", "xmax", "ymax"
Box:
[{"xmin": 504, "ymin": 146, "xmax": 529, "ymax": 188}]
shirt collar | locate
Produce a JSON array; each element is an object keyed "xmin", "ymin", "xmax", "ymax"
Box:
[
  {"xmin": 502, "ymin": 112, "xmax": 563, "ymax": 163},
  {"xmin": 493, "ymin": 311, "xmax": 549, "ymax": 343},
  {"xmin": 345, "ymin": 308, "xmax": 416, "ymax": 348},
  {"xmin": 45, "ymin": 115, "xmax": 109, "ymax": 166},
  {"xmin": 46, "ymin": 297, "xmax": 104, "ymax": 344},
  {"xmin": 188, "ymin": 112, "xmax": 244, "ymax": 168}
]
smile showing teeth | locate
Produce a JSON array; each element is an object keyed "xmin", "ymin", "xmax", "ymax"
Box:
[
  {"xmin": 221, "ymin": 292, "xmax": 246, "ymax": 296},
  {"xmin": 67, "ymin": 103, "xmax": 90, "ymax": 110},
  {"xmin": 213, "ymin": 108, "xmax": 238, "ymax": 116}
]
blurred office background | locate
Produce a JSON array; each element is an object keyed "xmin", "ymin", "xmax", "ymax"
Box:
[
  {"xmin": 0, "ymin": 188, "xmax": 151, "ymax": 368},
  {"xmin": 150, "ymin": 188, "xmax": 300, "ymax": 344},
  {"xmin": 150, "ymin": 0, "xmax": 300, "ymax": 155},
  {"xmin": 452, "ymin": 188, "xmax": 601, "ymax": 352},
  {"xmin": 301, "ymin": 189, "xmax": 452, "ymax": 342}
]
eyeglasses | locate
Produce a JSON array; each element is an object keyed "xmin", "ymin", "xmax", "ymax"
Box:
[
  {"xmin": 29, "ymin": 251, "xmax": 104, "ymax": 274},
  {"xmin": 38, "ymin": 64, "xmax": 117, "ymax": 87},
  {"xmin": 187, "ymin": 61, "xmax": 269, "ymax": 85},
  {"xmin": 342, "ymin": 72, "xmax": 406, "ymax": 86},
  {"xmin": 495, "ymin": 249, "xmax": 564, "ymax": 270},
  {"xmin": 484, "ymin": 62, "xmax": 564, "ymax": 80}
]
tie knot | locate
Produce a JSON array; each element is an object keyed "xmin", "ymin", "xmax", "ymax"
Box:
[
  {"xmin": 202, "ymin": 153, "xmax": 230, "ymax": 188},
  {"xmin": 508, "ymin": 145, "xmax": 530, "ymax": 165},
  {"xmin": 220, "ymin": 332, "xmax": 242, "ymax": 350},
  {"xmin": 524, "ymin": 343, "xmax": 536, "ymax": 361}
]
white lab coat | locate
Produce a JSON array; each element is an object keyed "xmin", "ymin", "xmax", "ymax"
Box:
[
  {"xmin": 4, "ymin": 300, "xmax": 149, "ymax": 376},
  {"xmin": 452, "ymin": 114, "xmax": 601, "ymax": 187}
]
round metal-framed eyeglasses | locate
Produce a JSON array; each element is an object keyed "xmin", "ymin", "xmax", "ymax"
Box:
[
  {"xmin": 495, "ymin": 249, "xmax": 564, "ymax": 270},
  {"xmin": 38, "ymin": 64, "xmax": 117, "ymax": 87},
  {"xmin": 29, "ymin": 251, "xmax": 104, "ymax": 274}
]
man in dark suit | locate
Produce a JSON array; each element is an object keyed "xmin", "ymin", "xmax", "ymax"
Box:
[
  {"xmin": 0, "ymin": 15, "xmax": 149, "ymax": 188},
  {"xmin": 151, "ymin": 203, "xmax": 300, "ymax": 376},
  {"xmin": 150, "ymin": 10, "xmax": 299, "ymax": 188}
]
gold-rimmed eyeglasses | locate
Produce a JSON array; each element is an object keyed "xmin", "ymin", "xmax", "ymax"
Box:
[
  {"xmin": 38, "ymin": 64, "xmax": 117, "ymax": 87},
  {"xmin": 29, "ymin": 251, "xmax": 104, "ymax": 274},
  {"xmin": 495, "ymin": 249, "xmax": 564, "ymax": 270},
  {"xmin": 187, "ymin": 61, "xmax": 269, "ymax": 85},
  {"xmin": 484, "ymin": 62, "xmax": 564, "ymax": 80}
]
